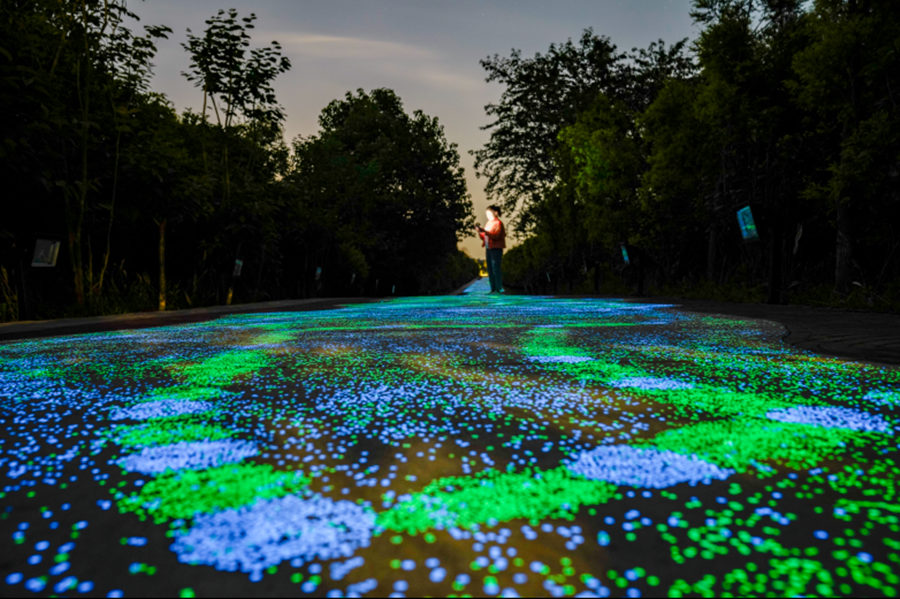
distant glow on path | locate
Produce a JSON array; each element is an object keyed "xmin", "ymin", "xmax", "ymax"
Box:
[{"xmin": 1, "ymin": 276, "xmax": 899, "ymax": 597}]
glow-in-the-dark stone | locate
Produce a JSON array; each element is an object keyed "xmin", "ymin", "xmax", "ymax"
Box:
[
  {"xmin": 330, "ymin": 556, "xmax": 365, "ymax": 581},
  {"xmin": 766, "ymin": 405, "xmax": 892, "ymax": 433},
  {"xmin": 645, "ymin": 418, "xmax": 875, "ymax": 473},
  {"xmin": 863, "ymin": 389, "xmax": 900, "ymax": 405},
  {"xmin": 2, "ymin": 276, "xmax": 899, "ymax": 597},
  {"xmin": 110, "ymin": 400, "xmax": 213, "ymax": 421},
  {"xmin": 376, "ymin": 467, "xmax": 617, "ymax": 533},
  {"xmin": 115, "ymin": 440, "xmax": 258, "ymax": 474},
  {"xmin": 566, "ymin": 445, "xmax": 733, "ymax": 488},
  {"xmin": 607, "ymin": 376, "xmax": 696, "ymax": 391},
  {"xmin": 147, "ymin": 386, "xmax": 232, "ymax": 402},
  {"xmin": 177, "ymin": 350, "xmax": 269, "ymax": 387},
  {"xmin": 118, "ymin": 463, "xmax": 311, "ymax": 522},
  {"xmin": 110, "ymin": 421, "xmax": 234, "ymax": 448},
  {"xmin": 527, "ymin": 356, "xmax": 596, "ymax": 363},
  {"xmin": 171, "ymin": 494, "xmax": 375, "ymax": 576}
]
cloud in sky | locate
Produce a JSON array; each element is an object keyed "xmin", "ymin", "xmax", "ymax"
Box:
[
  {"xmin": 269, "ymin": 31, "xmax": 485, "ymax": 94},
  {"xmin": 272, "ymin": 32, "xmax": 435, "ymax": 61}
]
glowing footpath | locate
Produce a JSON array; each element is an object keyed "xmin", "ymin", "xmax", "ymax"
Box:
[{"xmin": 1, "ymin": 278, "xmax": 899, "ymax": 597}]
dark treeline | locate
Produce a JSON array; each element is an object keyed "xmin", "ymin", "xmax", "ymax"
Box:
[
  {"xmin": 0, "ymin": 1, "xmax": 477, "ymax": 321},
  {"xmin": 477, "ymin": 0, "xmax": 900, "ymax": 308}
]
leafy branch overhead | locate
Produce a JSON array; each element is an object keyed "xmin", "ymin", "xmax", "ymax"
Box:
[{"xmin": 182, "ymin": 8, "xmax": 291, "ymax": 128}]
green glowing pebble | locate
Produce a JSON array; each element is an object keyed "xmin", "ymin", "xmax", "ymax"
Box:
[
  {"xmin": 822, "ymin": 458, "xmax": 900, "ymax": 502},
  {"xmin": 520, "ymin": 328, "xmax": 796, "ymax": 417},
  {"xmin": 117, "ymin": 462, "xmax": 310, "ymax": 523},
  {"xmin": 176, "ymin": 350, "xmax": 269, "ymax": 387},
  {"xmin": 638, "ymin": 387, "xmax": 793, "ymax": 417},
  {"xmin": 644, "ymin": 418, "xmax": 870, "ymax": 473},
  {"xmin": 146, "ymin": 386, "xmax": 226, "ymax": 402},
  {"xmin": 376, "ymin": 466, "xmax": 616, "ymax": 534},
  {"xmin": 110, "ymin": 421, "xmax": 233, "ymax": 448},
  {"xmin": 520, "ymin": 329, "xmax": 593, "ymax": 359},
  {"xmin": 252, "ymin": 331, "xmax": 295, "ymax": 345}
]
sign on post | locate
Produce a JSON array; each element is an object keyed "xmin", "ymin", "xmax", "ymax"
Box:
[
  {"xmin": 31, "ymin": 239, "xmax": 60, "ymax": 267},
  {"xmin": 736, "ymin": 206, "xmax": 759, "ymax": 241}
]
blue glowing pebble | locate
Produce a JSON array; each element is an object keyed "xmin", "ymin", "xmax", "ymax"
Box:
[
  {"xmin": 766, "ymin": 406, "xmax": 891, "ymax": 433},
  {"xmin": 171, "ymin": 494, "xmax": 375, "ymax": 577},
  {"xmin": 566, "ymin": 445, "xmax": 733, "ymax": 488},
  {"xmin": 346, "ymin": 579, "xmax": 378, "ymax": 595},
  {"xmin": 607, "ymin": 377, "xmax": 695, "ymax": 391},
  {"xmin": 863, "ymin": 390, "xmax": 900, "ymax": 406},
  {"xmin": 330, "ymin": 556, "xmax": 364, "ymax": 581},
  {"xmin": 110, "ymin": 400, "xmax": 213, "ymax": 421},
  {"xmin": 116, "ymin": 440, "xmax": 257, "ymax": 475}
]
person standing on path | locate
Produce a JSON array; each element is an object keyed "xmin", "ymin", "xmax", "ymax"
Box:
[{"xmin": 476, "ymin": 205, "xmax": 506, "ymax": 293}]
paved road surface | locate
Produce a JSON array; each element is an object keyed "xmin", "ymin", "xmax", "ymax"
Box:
[{"xmin": 1, "ymin": 278, "xmax": 898, "ymax": 597}]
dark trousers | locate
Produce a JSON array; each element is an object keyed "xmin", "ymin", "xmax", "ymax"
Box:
[{"xmin": 486, "ymin": 248, "xmax": 503, "ymax": 292}]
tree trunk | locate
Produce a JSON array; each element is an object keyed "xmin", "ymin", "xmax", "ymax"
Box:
[
  {"xmin": 71, "ymin": 54, "xmax": 89, "ymax": 308},
  {"xmin": 96, "ymin": 127, "xmax": 120, "ymax": 297},
  {"xmin": 70, "ymin": 0, "xmax": 94, "ymax": 307},
  {"xmin": 706, "ymin": 224, "xmax": 717, "ymax": 282},
  {"xmin": 834, "ymin": 202, "xmax": 852, "ymax": 293},
  {"xmin": 158, "ymin": 218, "xmax": 167, "ymax": 311},
  {"xmin": 767, "ymin": 220, "xmax": 784, "ymax": 304},
  {"xmin": 86, "ymin": 235, "xmax": 94, "ymax": 302},
  {"xmin": 256, "ymin": 243, "xmax": 266, "ymax": 297}
]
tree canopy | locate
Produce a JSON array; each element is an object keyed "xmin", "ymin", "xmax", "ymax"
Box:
[
  {"xmin": 0, "ymin": 1, "xmax": 476, "ymax": 321},
  {"xmin": 285, "ymin": 89, "xmax": 475, "ymax": 296},
  {"xmin": 483, "ymin": 0, "xmax": 900, "ymax": 308}
]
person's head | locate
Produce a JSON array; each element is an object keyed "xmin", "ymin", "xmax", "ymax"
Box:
[{"xmin": 486, "ymin": 205, "xmax": 501, "ymax": 221}]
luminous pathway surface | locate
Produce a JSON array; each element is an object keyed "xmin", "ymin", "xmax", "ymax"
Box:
[{"xmin": 2, "ymin": 278, "xmax": 899, "ymax": 597}]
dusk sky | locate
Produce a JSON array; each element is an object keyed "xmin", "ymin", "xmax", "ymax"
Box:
[{"xmin": 134, "ymin": 0, "xmax": 701, "ymax": 257}]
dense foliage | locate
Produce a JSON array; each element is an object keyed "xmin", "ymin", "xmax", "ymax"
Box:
[
  {"xmin": 480, "ymin": 0, "xmax": 899, "ymax": 308},
  {"xmin": 287, "ymin": 89, "xmax": 475, "ymax": 298},
  {"xmin": 0, "ymin": 1, "xmax": 476, "ymax": 321}
]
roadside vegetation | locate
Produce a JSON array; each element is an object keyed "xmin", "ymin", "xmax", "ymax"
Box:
[
  {"xmin": 476, "ymin": 0, "xmax": 899, "ymax": 310},
  {"xmin": 0, "ymin": 3, "xmax": 476, "ymax": 321}
]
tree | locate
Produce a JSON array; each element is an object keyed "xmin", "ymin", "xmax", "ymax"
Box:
[
  {"xmin": 791, "ymin": 0, "xmax": 900, "ymax": 294},
  {"xmin": 638, "ymin": 78, "xmax": 709, "ymax": 282},
  {"xmin": 288, "ymin": 89, "xmax": 474, "ymax": 295},
  {"xmin": 549, "ymin": 40, "xmax": 696, "ymax": 291},
  {"xmin": 180, "ymin": 8, "xmax": 291, "ymax": 308},
  {"xmin": 182, "ymin": 8, "xmax": 290, "ymax": 129},
  {"xmin": 681, "ymin": 0, "xmax": 812, "ymax": 302},
  {"xmin": 559, "ymin": 94, "xmax": 645, "ymax": 248},
  {"xmin": 473, "ymin": 30, "xmax": 625, "ymax": 229},
  {"xmin": 0, "ymin": 0, "xmax": 169, "ymax": 312}
]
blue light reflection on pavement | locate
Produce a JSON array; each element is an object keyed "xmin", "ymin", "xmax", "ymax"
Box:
[{"xmin": 1, "ymin": 277, "xmax": 899, "ymax": 597}]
